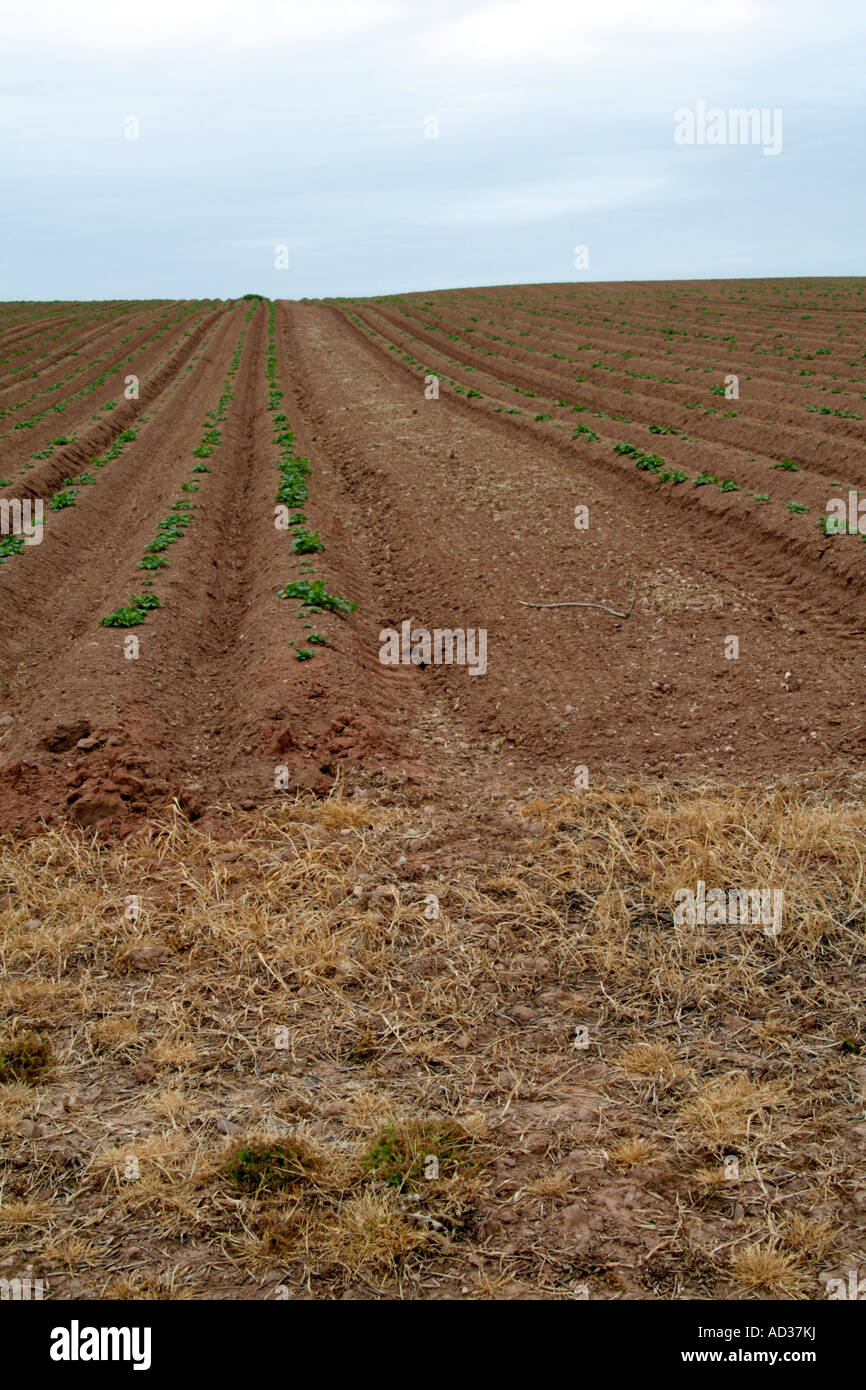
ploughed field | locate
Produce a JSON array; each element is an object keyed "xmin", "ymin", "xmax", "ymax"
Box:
[
  {"xmin": 1, "ymin": 284, "xmax": 865, "ymax": 1302},
  {"xmin": 0, "ymin": 280, "xmax": 865, "ymax": 833}
]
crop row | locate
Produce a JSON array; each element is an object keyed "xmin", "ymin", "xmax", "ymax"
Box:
[
  {"xmin": 347, "ymin": 290, "xmax": 866, "ymax": 469},
  {"xmin": 608, "ymin": 435, "xmax": 866, "ymax": 537},
  {"xmin": 370, "ymin": 289, "xmax": 866, "ymax": 430},
  {"xmin": 0, "ymin": 306, "xmax": 221, "ymax": 488},
  {"xmin": 101, "ymin": 303, "xmax": 257, "ymax": 627},
  {"xmin": 0, "ymin": 302, "xmax": 126, "ymax": 364},
  {"xmin": 0, "ymin": 302, "xmax": 146, "ymax": 384},
  {"xmin": 355, "ymin": 296, "xmax": 866, "ymax": 436},
  {"xmin": 336, "ymin": 299, "xmax": 865, "ymax": 542},
  {"xmin": 0, "ymin": 302, "xmax": 206, "ymax": 432},
  {"xmin": 394, "ymin": 280, "xmax": 866, "ymax": 373},
  {"xmin": 0, "ymin": 317, "xmax": 227, "ymax": 567},
  {"xmin": 263, "ymin": 300, "xmax": 356, "ymax": 658}
]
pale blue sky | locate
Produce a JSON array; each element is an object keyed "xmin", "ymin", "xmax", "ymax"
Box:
[{"xmin": 2, "ymin": 0, "xmax": 864, "ymax": 298}]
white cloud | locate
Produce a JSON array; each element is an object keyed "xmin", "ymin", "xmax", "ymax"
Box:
[
  {"xmin": 2, "ymin": 0, "xmax": 404, "ymax": 58},
  {"xmin": 410, "ymin": 0, "xmax": 761, "ymax": 71},
  {"xmin": 420, "ymin": 173, "xmax": 670, "ymax": 225}
]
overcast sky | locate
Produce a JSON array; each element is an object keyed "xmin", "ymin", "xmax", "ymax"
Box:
[{"xmin": 2, "ymin": 0, "xmax": 864, "ymax": 299}]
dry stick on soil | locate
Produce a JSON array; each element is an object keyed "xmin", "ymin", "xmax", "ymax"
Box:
[{"xmin": 518, "ymin": 594, "xmax": 636, "ymax": 619}]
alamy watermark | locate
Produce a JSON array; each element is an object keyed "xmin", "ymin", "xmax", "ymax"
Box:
[
  {"xmin": 1, "ymin": 1275, "xmax": 45, "ymax": 1300},
  {"xmin": 824, "ymin": 490, "xmax": 866, "ymax": 535},
  {"xmin": 379, "ymin": 621, "xmax": 487, "ymax": 676},
  {"xmin": 823, "ymin": 1267, "xmax": 866, "ymax": 1299},
  {"xmin": 674, "ymin": 103, "xmax": 782, "ymax": 156},
  {"xmin": 50, "ymin": 1321, "xmax": 152, "ymax": 1370},
  {"xmin": 673, "ymin": 880, "xmax": 783, "ymax": 936},
  {"xmin": 0, "ymin": 498, "xmax": 43, "ymax": 546}
]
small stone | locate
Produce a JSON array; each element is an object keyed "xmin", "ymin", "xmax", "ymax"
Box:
[
  {"xmin": 321, "ymin": 1101, "xmax": 346, "ymax": 1118},
  {"xmin": 216, "ymin": 1118, "xmax": 242, "ymax": 1135},
  {"xmin": 562, "ymin": 1204, "xmax": 591, "ymax": 1236},
  {"xmin": 62, "ymin": 1094, "xmax": 80, "ymax": 1112},
  {"xmin": 0, "ymin": 714, "xmax": 12, "ymax": 726},
  {"xmin": 48, "ymin": 1147, "xmax": 76, "ymax": 1166},
  {"xmin": 369, "ymin": 884, "xmax": 398, "ymax": 901},
  {"xmin": 70, "ymin": 793, "xmax": 123, "ymax": 827},
  {"xmin": 19, "ymin": 1119, "xmax": 43, "ymax": 1138},
  {"xmin": 572, "ymin": 1103, "xmax": 599, "ymax": 1122},
  {"xmin": 76, "ymin": 735, "xmax": 100, "ymax": 751},
  {"xmin": 127, "ymin": 946, "xmax": 170, "ymax": 971},
  {"xmin": 22, "ymin": 919, "xmax": 43, "ymax": 930}
]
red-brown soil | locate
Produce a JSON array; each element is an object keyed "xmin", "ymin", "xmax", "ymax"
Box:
[{"xmin": 0, "ymin": 280, "xmax": 865, "ymax": 836}]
